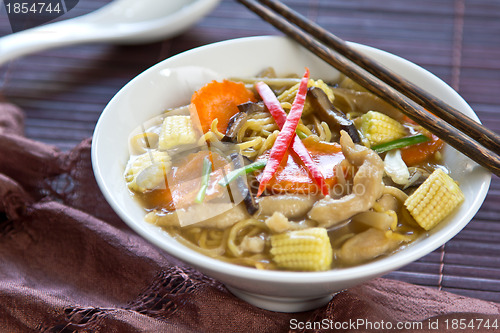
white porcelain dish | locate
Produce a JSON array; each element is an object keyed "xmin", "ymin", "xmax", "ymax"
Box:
[{"xmin": 92, "ymin": 36, "xmax": 491, "ymax": 312}]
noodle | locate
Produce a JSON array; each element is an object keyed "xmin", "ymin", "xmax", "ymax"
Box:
[
  {"xmin": 383, "ymin": 186, "xmax": 409, "ymax": 202},
  {"xmin": 227, "ymin": 219, "xmax": 267, "ymax": 258},
  {"xmin": 210, "ymin": 119, "xmax": 225, "ymax": 140},
  {"xmin": 277, "ymin": 79, "xmax": 335, "ymax": 117},
  {"xmin": 320, "ymin": 121, "xmax": 332, "ymax": 142},
  {"xmin": 223, "ymin": 254, "xmax": 275, "ymax": 269},
  {"xmin": 169, "ymin": 228, "xmax": 226, "ymax": 257},
  {"xmin": 296, "ymin": 123, "xmax": 313, "ymax": 136},
  {"xmin": 236, "ymin": 110, "xmax": 278, "ymax": 157},
  {"xmin": 237, "ymin": 110, "xmax": 279, "ymax": 157},
  {"xmin": 198, "ymin": 229, "xmax": 208, "ymax": 247},
  {"xmin": 387, "ymin": 210, "xmax": 398, "ymax": 230},
  {"xmin": 257, "ymin": 130, "xmax": 278, "ymax": 156},
  {"xmin": 237, "ymin": 137, "xmax": 263, "ymax": 151}
]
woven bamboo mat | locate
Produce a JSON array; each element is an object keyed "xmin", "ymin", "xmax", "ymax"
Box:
[{"xmin": 1, "ymin": 0, "xmax": 499, "ymax": 303}]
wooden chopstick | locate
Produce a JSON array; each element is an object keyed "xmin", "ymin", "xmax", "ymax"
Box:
[
  {"xmin": 258, "ymin": 0, "xmax": 500, "ymax": 156},
  {"xmin": 237, "ymin": 0, "xmax": 500, "ymax": 177}
]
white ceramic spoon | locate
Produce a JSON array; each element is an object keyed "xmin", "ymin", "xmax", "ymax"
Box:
[{"xmin": 0, "ymin": 0, "xmax": 220, "ymax": 65}]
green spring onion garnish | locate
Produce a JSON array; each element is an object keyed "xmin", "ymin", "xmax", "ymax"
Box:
[
  {"xmin": 195, "ymin": 156, "xmax": 213, "ymax": 203},
  {"xmin": 371, "ymin": 134, "xmax": 430, "ymax": 154},
  {"xmin": 218, "ymin": 160, "xmax": 267, "ymax": 187}
]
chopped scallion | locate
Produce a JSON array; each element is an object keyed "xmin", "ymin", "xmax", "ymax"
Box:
[
  {"xmin": 371, "ymin": 134, "xmax": 430, "ymax": 154},
  {"xmin": 195, "ymin": 156, "xmax": 212, "ymax": 203},
  {"xmin": 218, "ymin": 160, "xmax": 267, "ymax": 187}
]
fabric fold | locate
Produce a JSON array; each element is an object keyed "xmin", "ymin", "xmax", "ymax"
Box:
[
  {"xmin": 0, "ymin": 173, "xmax": 31, "ymax": 220},
  {"xmin": 0, "ymin": 102, "xmax": 24, "ymax": 135}
]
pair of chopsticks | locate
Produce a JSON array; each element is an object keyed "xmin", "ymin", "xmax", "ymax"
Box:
[{"xmin": 237, "ymin": 0, "xmax": 500, "ymax": 177}]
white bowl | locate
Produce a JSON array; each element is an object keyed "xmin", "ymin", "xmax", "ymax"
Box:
[{"xmin": 92, "ymin": 36, "xmax": 491, "ymax": 312}]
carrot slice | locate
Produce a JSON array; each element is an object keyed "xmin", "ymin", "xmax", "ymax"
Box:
[
  {"xmin": 169, "ymin": 151, "xmax": 230, "ymax": 209},
  {"xmin": 190, "ymin": 80, "xmax": 256, "ymax": 133},
  {"xmin": 400, "ymin": 113, "xmax": 444, "ymax": 166},
  {"xmin": 138, "ymin": 189, "xmax": 174, "ymax": 211},
  {"xmin": 139, "ymin": 151, "xmax": 230, "ymax": 211},
  {"xmin": 400, "ymin": 134, "xmax": 443, "ymax": 166}
]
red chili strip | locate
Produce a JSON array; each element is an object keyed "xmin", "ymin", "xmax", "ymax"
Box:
[
  {"xmin": 255, "ymin": 68, "xmax": 328, "ymax": 196},
  {"xmin": 255, "ymin": 79, "xmax": 329, "ymax": 196},
  {"xmin": 255, "ymin": 81, "xmax": 288, "ymax": 127}
]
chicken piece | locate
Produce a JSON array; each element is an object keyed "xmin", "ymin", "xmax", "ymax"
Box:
[
  {"xmin": 337, "ymin": 228, "xmax": 401, "ymax": 266},
  {"xmin": 265, "ymin": 211, "xmax": 316, "ymax": 233},
  {"xmin": 258, "ymin": 194, "xmax": 317, "ymax": 219},
  {"xmin": 308, "ymin": 131, "xmax": 385, "ymax": 228},
  {"xmin": 376, "ymin": 193, "xmax": 400, "ymax": 212},
  {"xmin": 265, "ymin": 212, "xmax": 292, "ymax": 233},
  {"xmin": 240, "ymin": 235, "xmax": 265, "ymax": 254},
  {"xmin": 145, "ymin": 203, "xmax": 249, "ymax": 229}
]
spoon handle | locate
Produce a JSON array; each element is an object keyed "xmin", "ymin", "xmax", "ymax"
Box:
[{"xmin": 0, "ymin": 19, "xmax": 99, "ymax": 66}]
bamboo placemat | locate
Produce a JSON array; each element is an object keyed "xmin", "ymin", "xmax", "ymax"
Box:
[{"xmin": 1, "ymin": 0, "xmax": 499, "ymax": 303}]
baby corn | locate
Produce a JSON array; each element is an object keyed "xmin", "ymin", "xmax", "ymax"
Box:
[
  {"xmin": 159, "ymin": 115, "xmax": 197, "ymax": 150},
  {"xmin": 404, "ymin": 169, "xmax": 464, "ymax": 230},
  {"xmin": 125, "ymin": 151, "xmax": 171, "ymax": 192},
  {"xmin": 361, "ymin": 111, "xmax": 406, "ymax": 145},
  {"xmin": 270, "ymin": 228, "xmax": 332, "ymax": 271}
]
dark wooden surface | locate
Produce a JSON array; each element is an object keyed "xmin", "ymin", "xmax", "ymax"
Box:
[{"xmin": 1, "ymin": 0, "xmax": 499, "ymax": 303}]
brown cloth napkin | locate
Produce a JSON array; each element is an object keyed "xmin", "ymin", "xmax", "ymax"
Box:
[{"xmin": 1, "ymin": 101, "xmax": 499, "ymax": 332}]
